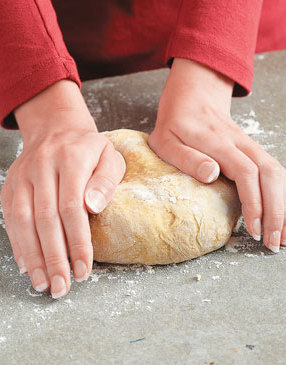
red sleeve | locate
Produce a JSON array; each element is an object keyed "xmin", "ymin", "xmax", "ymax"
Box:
[
  {"xmin": 165, "ymin": 0, "xmax": 263, "ymax": 96},
  {"xmin": 0, "ymin": 0, "xmax": 81, "ymax": 130}
]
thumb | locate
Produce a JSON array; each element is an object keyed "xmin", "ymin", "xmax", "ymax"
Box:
[
  {"xmin": 148, "ymin": 130, "xmax": 220, "ymax": 184},
  {"xmin": 85, "ymin": 148, "xmax": 126, "ymax": 214}
]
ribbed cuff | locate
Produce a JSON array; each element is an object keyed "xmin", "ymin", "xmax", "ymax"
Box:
[
  {"xmin": 0, "ymin": 56, "xmax": 81, "ymax": 130},
  {"xmin": 165, "ymin": 32, "xmax": 253, "ymax": 97}
]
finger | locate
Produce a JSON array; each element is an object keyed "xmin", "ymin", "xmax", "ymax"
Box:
[
  {"xmin": 58, "ymin": 136, "xmax": 112, "ymax": 283},
  {"xmin": 259, "ymin": 161, "xmax": 284, "ymax": 253},
  {"xmin": 1, "ymin": 181, "xmax": 27, "ymax": 274},
  {"xmin": 237, "ymin": 139, "xmax": 284, "ymax": 252},
  {"xmin": 33, "ymin": 167, "xmax": 71, "ymax": 299},
  {"xmin": 58, "ymin": 167, "xmax": 95, "ymax": 283},
  {"xmin": 226, "ymin": 149, "xmax": 263, "ymax": 242},
  {"xmin": 148, "ymin": 131, "xmax": 220, "ymax": 183},
  {"xmin": 170, "ymin": 127, "xmax": 264, "ymax": 242},
  {"xmin": 84, "ymin": 144, "xmax": 126, "ymax": 214},
  {"xmin": 189, "ymin": 135, "xmax": 263, "ymax": 242},
  {"xmin": 281, "ymin": 168, "xmax": 286, "ymax": 246},
  {"xmin": 11, "ymin": 181, "xmax": 50, "ymax": 291}
]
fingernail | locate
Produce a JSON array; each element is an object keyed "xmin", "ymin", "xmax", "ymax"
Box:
[
  {"xmin": 32, "ymin": 268, "xmax": 49, "ymax": 292},
  {"xmin": 252, "ymin": 218, "xmax": 261, "ymax": 241},
  {"xmin": 281, "ymin": 226, "xmax": 286, "ymax": 244},
  {"xmin": 86, "ymin": 190, "xmax": 106, "ymax": 213},
  {"xmin": 268, "ymin": 230, "xmax": 281, "ymax": 253},
  {"xmin": 197, "ymin": 162, "xmax": 219, "ymax": 183},
  {"xmin": 51, "ymin": 275, "xmax": 67, "ymax": 299},
  {"xmin": 18, "ymin": 256, "xmax": 27, "ymax": 274},
  {"xmin": 74, "ymin": 260, "xmax": 89, "ymax": 282}
]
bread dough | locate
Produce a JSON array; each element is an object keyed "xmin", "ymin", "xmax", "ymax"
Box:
[{"xmin": 89, "ymin": 129, "xmax": 241, "ymax": 265}]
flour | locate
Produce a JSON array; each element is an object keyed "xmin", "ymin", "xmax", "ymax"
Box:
[
  {"xmin": 225, "ymin": 235, "xmax": 262, "ymax": 254},
  {"xmin": 117, "ymin": 137, "xmax": 141, "ymax": 155},
  {"xmin": 122, "ymin": 184, "xmax": 157, "ymax": 203},
  {"xmin": 0, "ymin": 336, "xmax": 7, "ymax": 343},
  {"xmin": 257, "ymin": 54, "xmax": 265, "ymax": 60},
  {"xmin": 234, "ymin": 110, "xmax": 265, "ymax": 135},
  {"xmin": 0, "ymin": 169, "xmax": 7, "ymax": 229},
  {"xmin": 33, "ymin": 304, "xmax": 58, "ymax": 321},
  {"xmin": 139, "ymin": 117, "xmax": 149, "ymax": 125},
  {"xmin": 16, "ymin": 140, "xmax": 23, "ymax": 157},
  {"xmin": 26, "ymin": 287, "xmax": 43, "ymax": 297},
  {"xmin": 212, "ymin": 276, "xmax": 220, "ymax": 280}
]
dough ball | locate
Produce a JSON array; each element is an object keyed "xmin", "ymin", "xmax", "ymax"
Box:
[{"xmin": 89, "ymin": 129, "xmax": 241, "ymax": 265}]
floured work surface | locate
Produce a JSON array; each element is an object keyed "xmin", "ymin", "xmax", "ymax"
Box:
[{"xmin": 0, "ymin": 51, "xmax": 286, "ymax": 365}]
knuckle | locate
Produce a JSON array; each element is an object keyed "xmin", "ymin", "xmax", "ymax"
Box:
[
  {"xmin": 23, "ymin": 251, "xmax": 43, "ymax": 267},
  {"xmin": 45, "ymin": 254, "xmax": 68, "ymax": 269},
  {"xmin": 242, "ymin": 200, "xmax": 262, "ymax": 215},
  {"xmin": 59, "ymin": 201, "xmax": 83, "ymax": 217},
  {"xmin": 13, "ymin": 206, "xmax": 33, "ymax": 223},
  {"xmin": 60, "ymin": 144, "xmax": 79, "ymax": 161},
  {"xmin": 239, "ymin": 163, "xmax": 258, "ymax": 177},
  {"xmin": 35, "ymin": 207, "xmax": 58, "ymax": 222},
  {"xmin": 267, "ymin": 211, "xmax": 285, "ymax": 226},
  {"xmin": 97, "ymin": 174, "xmax": 118, "ymax": 193},
  {"xmin": 35, "ymin": 146, "xmax": 51, "ymax": 161},
  {"xmin": 260, "ymin": 161, "xmax": 283, "ymax": 176},
  {"xmin": 68, "ymin": 241, "xmax": 93, "ymax": 257}
]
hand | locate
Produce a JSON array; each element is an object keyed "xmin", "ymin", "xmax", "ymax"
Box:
[
  {"xmin": 0, "ymin": 80, "xmax": 126, "ymax": 298},
  {"xmin": 148, "ymin": 58, "xmax": 286, "ymax": 253}
]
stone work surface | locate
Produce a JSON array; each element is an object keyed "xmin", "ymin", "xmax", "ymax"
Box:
[{"xmin": 0, "ymin": 51, "xmax": 286, "ymax": 365}]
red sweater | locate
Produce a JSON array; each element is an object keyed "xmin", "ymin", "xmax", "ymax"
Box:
[{"xmin": 1, "ymin": 0, "xmax": 286, "ymax": 130}]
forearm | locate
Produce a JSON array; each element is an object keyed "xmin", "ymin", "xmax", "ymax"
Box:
[
  {"xmin": 0, "ymin": 0, "xmax": 81, "ymax": 130},
  {"xmin": 14, "ymin": 80, "xmax": 97, "ymax": 145},
  {"xmin": 162, "ymin": 58, "xmax": 234, "ymax": 116}
]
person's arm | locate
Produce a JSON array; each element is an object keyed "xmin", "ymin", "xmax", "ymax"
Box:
[
  {"xmin": 149, "ymin": 0, "xmax": 286, "ymax": 254},
  {"xmin": 165, "ymin": 0, "xmax": 263, "ymax": 96},
  {"xmin": 0, "ymin": 0, "xmax": 80, "ymax": 130},
  {"xmin": 0, "ymin": 2, "xmax": 126, "ymax": 299}
]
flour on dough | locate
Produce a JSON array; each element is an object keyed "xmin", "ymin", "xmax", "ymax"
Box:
[{"xmin": 89, "ymin": 129, "xmax": 241, "ymax": 265}]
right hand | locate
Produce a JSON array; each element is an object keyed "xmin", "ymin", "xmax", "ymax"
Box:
[{"xmin": 0, "ymin": 80, "xmax": 126, "ymax": 298}]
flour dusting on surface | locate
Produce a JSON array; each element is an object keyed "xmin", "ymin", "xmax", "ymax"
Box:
[
  {"xmin": 0, "ymin": 169, "xmax": 8, "ymax": 229},
  {"xmin": 234, "ymin": 109, "xmax": 265, "ymax": 135},
  {"xmin": 233, "ymin": 109, "xmax": 278, "ymax": 152},
  {"xmin": 16, "ymin": 140, "xmax": 23, "ymax": 157}
]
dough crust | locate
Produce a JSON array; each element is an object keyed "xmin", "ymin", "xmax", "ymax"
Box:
[{"xmin": 89, "ymin": 129, "xmax": 241, "ymax": 265}]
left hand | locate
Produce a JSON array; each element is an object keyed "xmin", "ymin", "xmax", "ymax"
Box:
[{"xmin": 148, "ymin": 58, "xmax": 286, "ymax": 252}]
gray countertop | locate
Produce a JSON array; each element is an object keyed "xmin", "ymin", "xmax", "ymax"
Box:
[{"xmin": 1, "ymin": 51, "xmax": 286, "ymax": 365}]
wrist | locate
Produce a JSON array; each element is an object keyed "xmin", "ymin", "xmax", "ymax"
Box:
[
  {"xmin": 14, "ymin": 80, "xmax": 96, "ymax": 143},
  {"xmin": 170, "ymin": 58, "xmax": 234, "ymax": 114}
]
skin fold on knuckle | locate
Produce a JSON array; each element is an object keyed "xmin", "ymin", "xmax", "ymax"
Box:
[
  {"xmin": 264, "ymin": 211, "xmax": 285, "ymax": 229},
  {"xmin": 236, "ymin": 164, "xmax": 259, "ymax": 181},
  {"xmin": 68, "ymin": 242, "xmax": 93, "ymax": 261},
  {"xmin": 44, "ymin": 254, "xmax": 70, "ymax": 272},
  {"xmin": 241, "ymin": 201, "xmax": 262, "ymax": 218},
  {"xmin": 22, "ymin": 251, "xmax": 44, "ymax": 271},
  {"xmin": 260, "ymin": 161, "xmax": 283, "ymax": 177},
  {"xmin": 59, "ymin": 201, "xmax": 85, "ymax": 218},
  {"xmin": 35, "ymin": 207, "xmax": 59, "ymax": 224},
  {"xmin": 13, "ymin": 206, "xmax": 33, "ymax": 225},
  {"xmin": 96, "ymin": 174, "xmax": 118, "ymax": 196}
]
